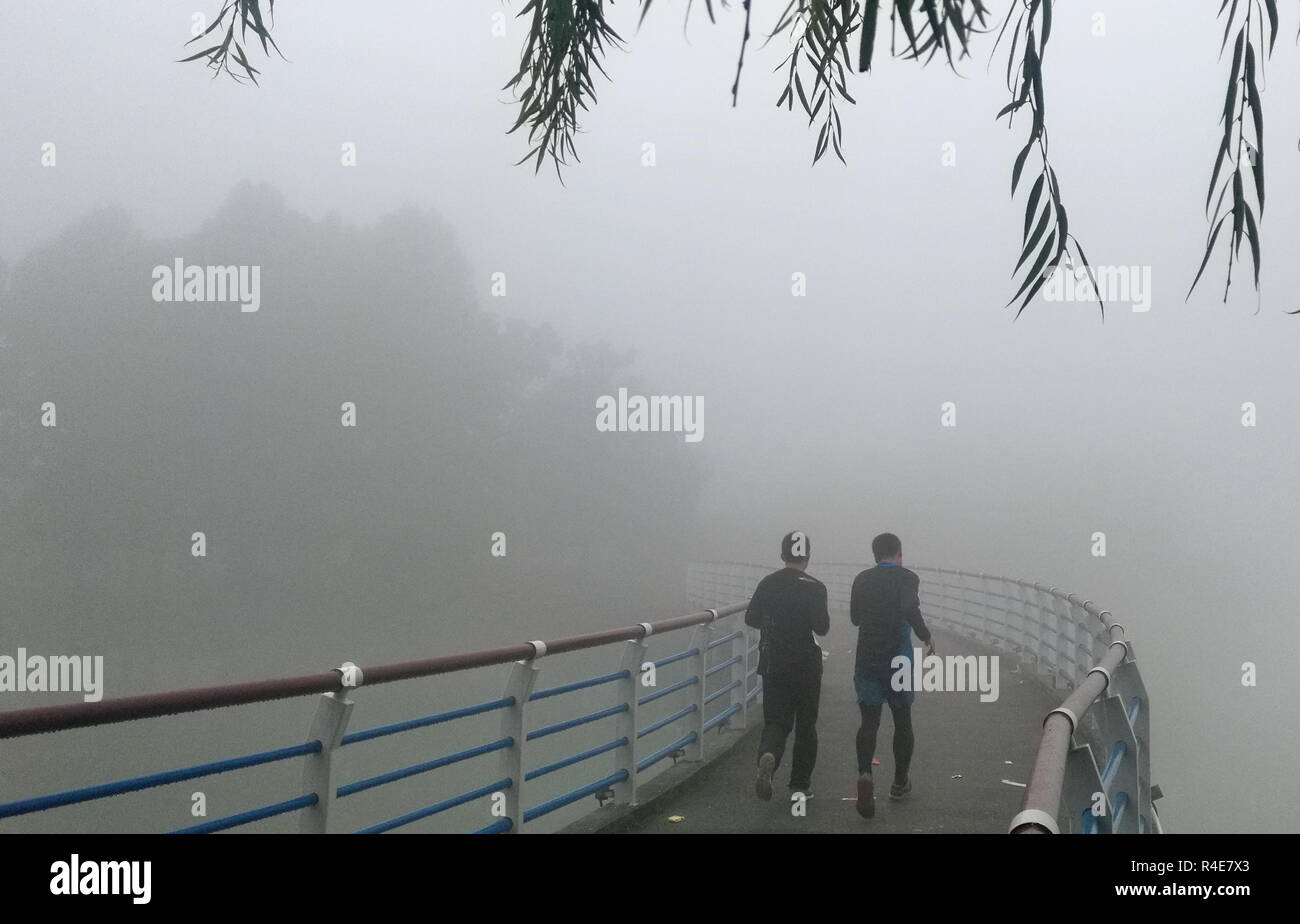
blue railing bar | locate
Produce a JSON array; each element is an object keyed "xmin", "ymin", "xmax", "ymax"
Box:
[
  {"xmin": 637, "ymin": 732, "xmax": 697, "ymax": 773},
  {"xmin": 705, "ymin": 655, "xmax": 742, "ymax": 678},
  {"xmin": 707, "ymin": 631, "xmax": 742, "ymax": 651},
  {"xmin": 746, "ymin": 684, "xmax": 761, "ymax": 703},
  {"xmin": 337, "ymin": 737, "xmax": 513, "ymax": 798},
  {"xmin": 0, "ymin": 740, "xmax": 321, "ymax": 819},
  {"xmin": 526, "ymin": 703, "xmax": 628, "ymax": 741},
  {"xmin": 170, "ymin": 793, "xmax": 318, "ymax": 834},
  {"xmin": 636, "ymin": 704, "xmax": 695, "ymax": 739},
  {"xmin": 530, "ymin": 671, "xmax": 629, "ymax": 702},
  {"xmin": 652, "ymin": 648, "xmax": 699, "ymax": 669},
  {"xmin": 522, "ymin": 770, "xmax": 628, "ymax": 824},
  {"xmin": 472, "ymin": 817, "xmax": 513, "ymax": 834},
  {"xmin": 525, "ymin": 737, "xmax": 628, "ymax": 782},
  {"xmin": 354, "ymin": 778, "xmax": 512, "ymax": 834},
  {"xmin": 746, "ymin": 666, "xmax": 759, "ymax": 679},
  {"xmin": 704, "ymin": 703, "xmax": 741, "ymax": 732},
  {"xmin": 341, "ymin": 697, "xmax": 514, "ymax": 746},
  {"xmin": 705, "ymin": 679, "xmax": 741, "ymax": 705},
  {"xmin": 637, "ymin": 675, "xmax": 698, "ymax": 706},
  {"xmin": 1127, "ymin": 696, "xmax": 1141, "ymax": 723},
  {"xmin": 1113, "ymin": 792, "xmax": 1130, "ymax": 830},
  {"xmin": 1100, "ymin": 740, "xmax": 1126, "ymax": 788}
]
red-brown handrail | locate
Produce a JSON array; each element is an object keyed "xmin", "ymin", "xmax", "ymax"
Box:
[{"xmin": 0, "ymin": 603, "xmax": 747, "ymax": 739}]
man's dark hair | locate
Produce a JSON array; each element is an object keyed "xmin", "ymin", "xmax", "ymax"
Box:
[
  {"xmin": 872, "ymin": 532, "xmax": 901, "ymax": 562},
  {"xmin": 781, "ymin": 530, "xmax": 810, "ymax": 564}
]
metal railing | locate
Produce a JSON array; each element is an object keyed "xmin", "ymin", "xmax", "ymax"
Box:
[
  {"xmin": 687, "ymin": 561, "xmax": 1161, "ymax": 834},
  {"xmin": 0, "ymin": 603, "xmax": 760, "ymax": 834}
]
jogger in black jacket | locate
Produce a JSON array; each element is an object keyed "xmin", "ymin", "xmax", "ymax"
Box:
[
  {"xmin": 745, "ymin": 531, "xmax": 830, "ymax": 800},
  {"xmin": 849, "ymin": 532, "xmax": 935, "ymax": 819}
]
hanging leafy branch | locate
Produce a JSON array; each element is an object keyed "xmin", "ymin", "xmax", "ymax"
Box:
[
  {"xmin": 179, "ymin": 0, "xmax": 283, "ymax": 85},
  {"xmin": 886, "ymin": 0, "xmax": 993, "ymax": 71},
  {"xmin": 1188, "ymin": 0, "xmax": 1276, "ymax": 304},
  {"xmin": 761, "ymin": 1, "xmax": 994, "ymax": 164},
  {"xmin": 638, "ymin": 0, "xmax": 729, "ymax": 33},
  {"xmin": 992, "ymin": 0, "xmax": 1099, "ymax": 318},
  {"xmin": 731, "ymin": 1, "xmax": 754, "ymax": 106},
  {"xmin": 504, "ymin": 0, "xmax": 625, "ymax": 180},
  {"xmin": 176, "ymin": 1, "xmax": 1294, "ymax": 315},
  {"xmin": 768, "ymin": 1, "xmax": 861, "ymax": 165}
]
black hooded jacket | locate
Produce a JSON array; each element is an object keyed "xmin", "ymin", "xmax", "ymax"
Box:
[
  {"xmin": 849, "ymin": 563, "xmax": 933, "ymax": 676},
  {"xmin": 744, "ymin": 567, "xmax": 830, "ymax": 677}
]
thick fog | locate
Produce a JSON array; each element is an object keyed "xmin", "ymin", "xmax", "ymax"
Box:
[{"xmin": 1, "ymin": 1, "xmax": 1298, "ymax": 834}]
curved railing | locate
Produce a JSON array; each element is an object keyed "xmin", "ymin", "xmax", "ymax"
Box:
[
  {"xmin": 0, "ymin": 603, "xmax": 758, "ymax": 834},
  {"xmin": 686, "ymin": 561, "xmax": 1161, "ymax": 834},
  {"xmin": 3, "ymin": 562, "xmax": 1159, "ymax": 834}
]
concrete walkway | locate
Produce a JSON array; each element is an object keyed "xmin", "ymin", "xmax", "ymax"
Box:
[{"xmin": 623, "ymin": 625, "xmax": 1062, "ymax": 834}]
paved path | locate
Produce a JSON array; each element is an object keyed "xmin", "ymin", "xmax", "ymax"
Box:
[{"xmin": 625, "ymin": 625, "xmax": 1062, "ymax": 834}]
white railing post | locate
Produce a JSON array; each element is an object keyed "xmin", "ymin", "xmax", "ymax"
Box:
[
  {"xmin": 1043, "ymin": 588, "xmax": 1064, "ymax": 683},
  {"xmin": 1030, "ymin": 586, "xmax": 1048, "ymax": 676},
  {"xmin": 1068, "ymin": 594, "xmax": 1099, "ymax": 667},
  {"xmin": 978, "ymin": 573, "xmax": 991, "ymax": 645},
  {"xmin": 1011, "ymin": 580, "xmax": 1028, "ymax": 655},
  {"xmin": 299, "ymin": 661, "xmax": 360, "ymax": 833},
  {"xmin": 967, "ymin": 571, "xmax": 977, "ymax": 636},
  {"xmin": 499, "ymin": 656, "xmax": 541, "ymax": 833},
  {"xmin": 613, "ymin": 637, "xmax": 648, "ymax": 804},
  {"xmin": 1056, "ymin": 592, "xmax": 1076, "ymax": 687},
  {"xmin": 686, "ymin": 622, "xmax": 710, "ymax": 761},
  {"xmin": 1003, "ymin": 578, "xmax": 1018, "ymax": 651},
  {"xmin": 727, "ymin": 614, "xmax": 748, "ymax": 731},
  {"xmin": 958, "ymin": 572, "xmax": 968, "ymax": 632}
]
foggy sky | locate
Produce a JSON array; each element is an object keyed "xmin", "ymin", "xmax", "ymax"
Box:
[{"xmin": 2, "ymin": 1, "xmax": 1299, "ymax": 833}]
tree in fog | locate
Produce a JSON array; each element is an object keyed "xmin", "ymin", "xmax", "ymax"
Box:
[{"xmin": 0, "ymin": 185, "xmax": 704, "ymax": 659}]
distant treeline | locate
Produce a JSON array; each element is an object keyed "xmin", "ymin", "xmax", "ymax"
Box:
[{"xmin": 0, "ymin": 184, "xmax": 702, "ymax": 669}]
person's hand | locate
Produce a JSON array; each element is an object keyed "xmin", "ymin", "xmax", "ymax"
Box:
[{"xmin": 925, "ymin": 639, "xmax": 937, "ymax": 657}]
